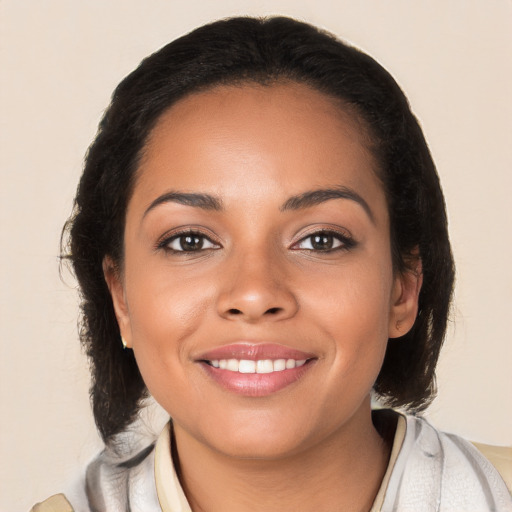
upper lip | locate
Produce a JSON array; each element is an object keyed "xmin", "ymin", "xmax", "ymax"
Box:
[{"xmin": 196, "ymin": 343, "xmax": 316, "ymax": 362}]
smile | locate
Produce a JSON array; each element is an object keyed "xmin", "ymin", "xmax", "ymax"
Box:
[
  {"xmin": 208, "ymin": 358, "xmax": 307, "ymax": 373},
  {"xmin": 197, "ymin": 343, "xmax": 316, "ymax": 397}
]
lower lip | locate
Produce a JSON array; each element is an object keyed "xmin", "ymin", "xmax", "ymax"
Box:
[{"xmin": 200, "ymin": 361, "xmax": 314, "ymax": 397}]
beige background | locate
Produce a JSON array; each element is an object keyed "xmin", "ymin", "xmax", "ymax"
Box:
[{"xmin": 1, "ymin": 1, "xmax": 511, "ymax": 510}]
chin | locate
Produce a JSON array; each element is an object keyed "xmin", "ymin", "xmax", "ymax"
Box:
[
  {"xmin": 201, "ymin": 415, "xmax": 318, "ymax": 461},
  {"xmin": 214, "ymin": 434, "xmax": 304, "ymax": 461}
]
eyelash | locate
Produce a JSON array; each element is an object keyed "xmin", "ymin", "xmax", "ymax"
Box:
[
  {"xmin": 157, "ymin": 229, "xmax": 221, "ymax": 254},
  {"xmin": 156, "ymin": 228, "xmax": 356, "ymax": 254},
  {"xmin": 291, "ymin": 229, "xmax": 356, "ymax": 253}
]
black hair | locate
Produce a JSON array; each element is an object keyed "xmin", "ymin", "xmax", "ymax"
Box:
[{"xmin": 63, "ymin": 16, "xmax": 455, "ymax": 442}]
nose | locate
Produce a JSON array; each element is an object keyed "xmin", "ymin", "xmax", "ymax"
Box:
[{"xmin": 216, "ymin": 249, "xmax": 299, "ymax": 323}]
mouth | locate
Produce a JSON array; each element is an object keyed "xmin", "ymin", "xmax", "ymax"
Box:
[{"xmin": 196, "ymin": 343, "xmax": 316, "ymax": 397}]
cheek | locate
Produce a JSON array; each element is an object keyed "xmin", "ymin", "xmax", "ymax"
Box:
[
  {"xmin": 127, "ymin": 258, "xmax": 214, "ymax": 334},
  {"xmin": 301, "ymin": 257, "xmax": 393, "ymax": 374},
  {"xmin": 124, "ymin": 265, "xmax": 214, "ymax": 395},
  {"xmin": 304, "ymin": 253, "xmax": 393, "ymax": 327}
]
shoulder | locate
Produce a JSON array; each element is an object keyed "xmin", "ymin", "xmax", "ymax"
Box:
[
  {"xmin": 472, "ymin": 441, "xmax": 512, "ymax": 492},
  {"xmin": 382, "ymin": 413, "xmax": 512, "ymax": 512},
  {"xmin": 31, "ymin": 405, "xmax": 170, "ymax": 512},
  {"xmin": 31, "ymin": 440, "xmax": 160, "ymax": 512},
  {"xmin": 30, "ymin": 494, "xmax": 74, "ymax": 512}
]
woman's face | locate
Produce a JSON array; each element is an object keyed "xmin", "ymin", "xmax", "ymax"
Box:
[{"xmin": 106, "ymin": 82, "xmax": 420, "ymax": 459}]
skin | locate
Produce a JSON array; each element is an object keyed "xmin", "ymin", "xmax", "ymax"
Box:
[{"xmin": 105, "ymin": 82, "xmax": 422, "ymax": 511}]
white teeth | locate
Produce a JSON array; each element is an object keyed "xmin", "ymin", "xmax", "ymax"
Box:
[
  {"xmin": 285, "ymin": 358, "xmax": 296, "ymax": 369},
  {"xmin": 238, "ymin": 360, "xmax": 256, "ymax": 373},
  {"xmin": 226, "ymin": 359, "xmax": 239, "ymax": 371},
  {"xmin": 210, "ymin": 358, "xmax": 308, "ymax": 373},
  {"xmin": 273, "ymin": 359, "xmax": 286, "ymax": 371},
  {"xmin": 256, "ymin": 360, "xmax": 273, "ymax": 374}
]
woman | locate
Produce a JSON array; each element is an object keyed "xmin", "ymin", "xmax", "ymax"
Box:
[{"xmin": 32, "ymin": 16, "xmax": 511, "ymax": 512}]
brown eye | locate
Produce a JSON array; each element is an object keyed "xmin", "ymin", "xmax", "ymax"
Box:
[
  {"xmin": 310, "ymin": 233, "xmax": 335, "ymax": 250},
  {"xmin": 163, "ymin": 232, "xmax": 219, "ymax": 252},
  {"xmin": 293, "ymin": 230, "xmax": 354, "ymax": 252},
  {"xmin": 179, "ymin": 235, "xmax": 204, "ymax": 251}
]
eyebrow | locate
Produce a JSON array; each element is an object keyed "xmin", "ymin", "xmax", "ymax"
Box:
[
  {"xmin": 143, "ymin": 186, "xmax": 374, "ymax": 223},
  {"xmin": 143, "ymin": 191, "xmax": 223, "ymax": 218},
  {"xmin": 280, "ymin": 186, "xmax": 375, "ymax": 223}
]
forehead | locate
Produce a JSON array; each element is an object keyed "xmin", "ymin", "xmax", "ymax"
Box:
[{"xmin": 134, "ymin": 82, "xmax": 383, "ymax": 211}]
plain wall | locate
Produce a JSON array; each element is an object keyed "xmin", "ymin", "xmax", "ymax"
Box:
[{"xmin": 1, "ymin": 1, "xmax": 511, "ymax": 510}]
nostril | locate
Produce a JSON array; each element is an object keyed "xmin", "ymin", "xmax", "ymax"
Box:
[
  {"xmin": 266, "ymin": 307, "xmax": 281, "ymax": 315},
  {"xmin": 227, "ymin": 308, "xmax": 243, "ymax": 315}
]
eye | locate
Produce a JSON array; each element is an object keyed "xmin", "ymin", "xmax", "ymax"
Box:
[
  {"xmin": 160, "ymin": 231, "xmax": 220, "ymax": 253},
  {"xmin": 293, "ymin": 230, "xmax": 354, "ymax": 252}
]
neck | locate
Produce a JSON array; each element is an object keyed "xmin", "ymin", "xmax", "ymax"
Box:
[{"xmin": 172, "ymin": 402, "xmax": 392, "ymax": 512}]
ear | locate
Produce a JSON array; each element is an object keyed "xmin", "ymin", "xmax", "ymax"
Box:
[
  {"xmin": 103, "ymin": 256, "xmax": 133, "ymax": 348},
  {"xmin": 388, "ymin": 258, "xmax": 423, "ymax": 338}
]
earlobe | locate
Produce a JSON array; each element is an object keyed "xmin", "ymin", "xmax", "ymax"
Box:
[
  {"xmin": 388, "ymin": 259, "xmax": 423, "ymax": 339},
  {"xmin": 102, "ymin": 256, "xmax": 132, "ymax": 348}
]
